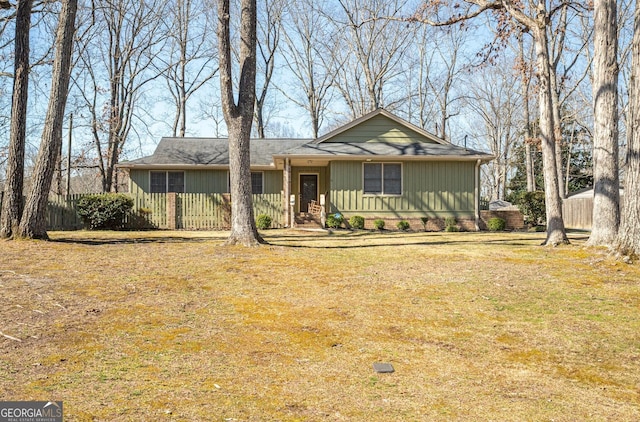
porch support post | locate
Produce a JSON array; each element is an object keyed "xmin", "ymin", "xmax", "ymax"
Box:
[{"xmin": 283, "ymin": 157, "xmax": 291, "ymax": 227}]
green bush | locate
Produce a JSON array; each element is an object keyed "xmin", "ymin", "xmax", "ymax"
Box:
[
  {"xmin": 76, "ymin": 193, "xmax": 133, "ymax": 230},
  {"xmin": 396, "ymin": 220, "xmax": 410, "ymax": 231},
  {"xmin": 444, "ymin": 216, "xmax": 458, "ymax": 232},
  {"xmin": 420, "ymin": 217, "xmax": 429, "ymax": 231},
  {"xmin": 513, "ymin": 191, "xmax": 546, "ymax": 226},
  {"xmin": 256, "ymin": 214, "xmax": 272, "ymax": 230},
  {"xmin": 373, "ymin": 219, "xmax": 385, "ymax": 230},
  {"xmin": 349, "ymin": 215, "xmax": 365, "ymax": 230},
  {"xmin": 326, "ymin": 213, "xmax": 344, "ymax": 229},
  {"xmin": 487, "ymin": 217, "xmax": 506, "ymax": 231}
]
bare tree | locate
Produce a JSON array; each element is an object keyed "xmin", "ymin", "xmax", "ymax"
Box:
[
  {"xmin": 18, "ymin": 0, "xmax": 77, "ymax": 239},
  {"xmin": 161, "ymin": 0, "xmax": 218, "ymax": 137},
  {"xmin": 1, "ymin": 0, "xmax": 32, "ymax": 239},
  {"xmin": 616, "ymin": 1, "xmax": 640, "ymax": 257},
  {"xmin": 516, "ymin": 32, "xmax": 537, "ymax": 192},
  {"xmin": 330, "ymin": 0, "xmax": 413, "ymax": 118},
  {"xmin": 218, "ymin": 0, "xmax": 262, "ymax": 246},
  {"xmin": 423, "ymin": 26, "xmax": 468, "ymax": 140},
  {"xmin": 549, "ymin": 3, "xmax": 568, "ymax": 199},
  {"xmin": 588, "ymin": 0, "xmax": 620, "ymax": 247},
  {"xmin": 73, "ymin": 0, "xmax": 167, "ymax": 192},
  {"xmin": 415, "ymin": 1, "xmax": 571, "ymax": 246},
  {"xmin": 466, "ymin": 58, "xmax": 521, "ymax": 200},
  {"xmin": 279, "ymin": 0, "xmax": 338, "ymax": 138},
  {"xmin": 253, "ymin": 0, "xmax": 284, "ymax": 138}
]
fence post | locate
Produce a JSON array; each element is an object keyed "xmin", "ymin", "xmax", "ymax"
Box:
[{"xmin": 167, "ymin": 192, "xmax": 177, "ymax": 230}]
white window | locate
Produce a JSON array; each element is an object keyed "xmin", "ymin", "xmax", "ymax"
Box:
[
  {"xmin": 363, "ymin": 163, "xmax": 402, "ymax": 195},
  {"xmin": 150, "ymin": 171, "xmax": 184, "ymax": 193}
]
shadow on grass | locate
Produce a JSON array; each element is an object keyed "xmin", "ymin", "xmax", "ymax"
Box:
[
  {"xmin": 265, "ymin": 230, "xmax": 590, "ymax": 249},
  {"xmin": 50, "ymin": 234, "xmax": 226, "ymax": 246},
  {"xmin": 48, "ymin": 230, "xmax": 589, "ymax": 249}
]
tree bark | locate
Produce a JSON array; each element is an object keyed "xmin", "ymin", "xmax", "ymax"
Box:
[
  {"xmin": 532, "ymin": 25, "xmax": 569, "ymax": 246},
  {"xmin": 18, "ymin": 0, "xmax": 78, "ymax": 239},
  {"xmin": 615, "ymin": 2, "xmax": 640, "ymax": 257},
  {"xmin": 218, "ymin": 0, "xmax": 263, "ymax": 246},
  {"xmin": 1, "ymin": 0, "xmax": 32, "ymax": 239},
  {"xmin": 589, "ymin": 0, "xmax": 620, "ymax": 247},
  {"xmin": 519, "ymin": 34, "xmax": 536, "ymax": 192},
  {"xmin": 550, "ymin": 69, "xmax": 565, "ymax": 199}
]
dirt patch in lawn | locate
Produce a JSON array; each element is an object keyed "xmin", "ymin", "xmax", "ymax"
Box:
[{"xmin": 1, "ymin": 230, "xmax": 639, "ymax": 421}]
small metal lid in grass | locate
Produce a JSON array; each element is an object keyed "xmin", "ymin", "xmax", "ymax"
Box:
[{"xmin": 373, "ymin": 362, "xmax": 394, "ymax": 373}]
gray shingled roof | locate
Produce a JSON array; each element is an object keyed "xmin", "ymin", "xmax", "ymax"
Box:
[
  {"xmin": 279, "ymin": 140, "xmax": 492, "ymax": 159},
  {"xmin": 119, "ymin": 137, "xmax": 311, "ymax": 168}
]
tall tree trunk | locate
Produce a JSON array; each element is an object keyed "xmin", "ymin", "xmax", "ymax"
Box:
[
  {"xmin": 615, "ymin": 2, "xmax": 640, "ymax": 257},
  {"xmin": 1, "ymin": 0, "xmax": 32, "ymax": 239},
  {"xmin": 550, "ymin": 70, "xmax": 565, "ymax": 199},
  {"xmin": 218, "ymin": 0, "xmax": 263, "ymax": 246},
  {"xmin": 525, "ymin": 142, "xmax": 536, "ymax": 191},
  {"xmin": 18, "ymin": 0, "xmax": 78, "ymax": 239},
  {"xmin": 532, "ymin": 26, "xmax": 569, "ymax": 246},
  {"xmin": 518, "ymin": 33, "xmax": 536, "ymax": 192},
  {"xmin": 589, "ymin": 0, "xmax": 620, "ymax": 247}
]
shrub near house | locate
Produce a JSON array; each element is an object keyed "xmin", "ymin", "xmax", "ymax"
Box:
[{"xmin": 76, "ymin": 193, "xmax": 133, "ymax": 230}]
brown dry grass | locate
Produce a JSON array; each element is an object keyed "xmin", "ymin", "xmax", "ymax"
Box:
[{"xmin": 1, "ymin": 229, "xmax": 639, "ymax": 421}]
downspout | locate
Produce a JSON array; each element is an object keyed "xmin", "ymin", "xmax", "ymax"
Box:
[{"xmin": 475, "ymin": 159, "xmax": 481, "ymax": 231}]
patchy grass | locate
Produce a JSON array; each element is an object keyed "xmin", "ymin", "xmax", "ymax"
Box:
[{"xmin": 1, "ymin": 230, "xmax": 639, "ymax": 421}]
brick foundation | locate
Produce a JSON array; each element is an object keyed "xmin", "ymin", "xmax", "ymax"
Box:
[{"xmin": 479, "ymin": 210, "xmax": 525, "ymax": 230}]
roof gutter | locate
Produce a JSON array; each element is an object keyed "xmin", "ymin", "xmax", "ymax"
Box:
[
  {"xmin": 272, "ymin": 154, "xmax": 495, "ymax": 163},
  {"xmin": 116, "ymin": 163, "xmax": 277, "ymax": 171}
]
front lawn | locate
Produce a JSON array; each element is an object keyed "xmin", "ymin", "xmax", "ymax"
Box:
[{"xmin": 1, "ymin": 230, "xmax": 639, "ymax": 420}]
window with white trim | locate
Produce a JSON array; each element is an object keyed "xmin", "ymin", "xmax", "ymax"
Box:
[
  {"xmin": 150, "ymin": 171, "xmax": 184, "ymax": 193},
  {"xmin": 363, "ymin": 163, "xmax": 402, "ymax": 195}
]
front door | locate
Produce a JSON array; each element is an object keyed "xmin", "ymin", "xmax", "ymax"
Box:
[{"xmin": 300, "ymin": 174, "xmax": 318, "ymax": 213}]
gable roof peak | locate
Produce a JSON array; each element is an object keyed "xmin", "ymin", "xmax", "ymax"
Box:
[{"xmin": 314, "ymin": 108, "xmax": 448, "ymax": 145}]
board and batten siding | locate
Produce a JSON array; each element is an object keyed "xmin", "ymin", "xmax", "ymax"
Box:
[
  {"xmin": 129, "ymin": 169, "xmax": 283, "ymax": 195},
  {"xmin": 326, "ymin": 114, "xmax": 439, "ymax": 144},
  {"xmin": 128, "ymin": 169, "xmax": 285, "ymax": 227},
  {"xmin": 329, "ymin": 161, "xmax": 476, "ymax": 217}
]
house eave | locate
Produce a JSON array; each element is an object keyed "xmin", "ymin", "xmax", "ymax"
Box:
[
  {"xmin": 272, "ymin": 153, "xmax": 494, "ymax": 167},
  {"xmin": 117, "ymin": 163, "xmax": 278, "ymax": 171}
]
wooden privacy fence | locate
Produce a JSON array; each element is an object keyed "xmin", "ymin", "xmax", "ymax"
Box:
[
  {"xmin": 0, "ymin": 192, "xmax": 285, "ymax": 231},
  {"xmin": 562, "ymin": 197, "xmax": 592, "ymax": 231}
]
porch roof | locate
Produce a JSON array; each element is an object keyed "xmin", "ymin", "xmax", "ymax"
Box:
[{"xmin": 274, "ymin": 140, "xmax": 493, "ymax": 162}]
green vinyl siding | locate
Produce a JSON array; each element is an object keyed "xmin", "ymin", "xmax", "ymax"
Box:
[
  {"xmin": 262, "ymin": 171, "xmax": 283, "ymax": 194},
  {"xmin": 130, "ymin": 169, "xmax": 282, "ymax": 195},
  {"xmin": 184, "ymin": 170, "xmax": 229, "ymax": 193},
  {"xmin": 128, "ymin": 169, "xmax": 284, "ymax": 225},
  {"xmin": 329, "ymin": 161, "xmax": 475, "ymax": 217},
  {"xmin": 326, "ymin": 114, "xmax": 438, "ymax": 144}
]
